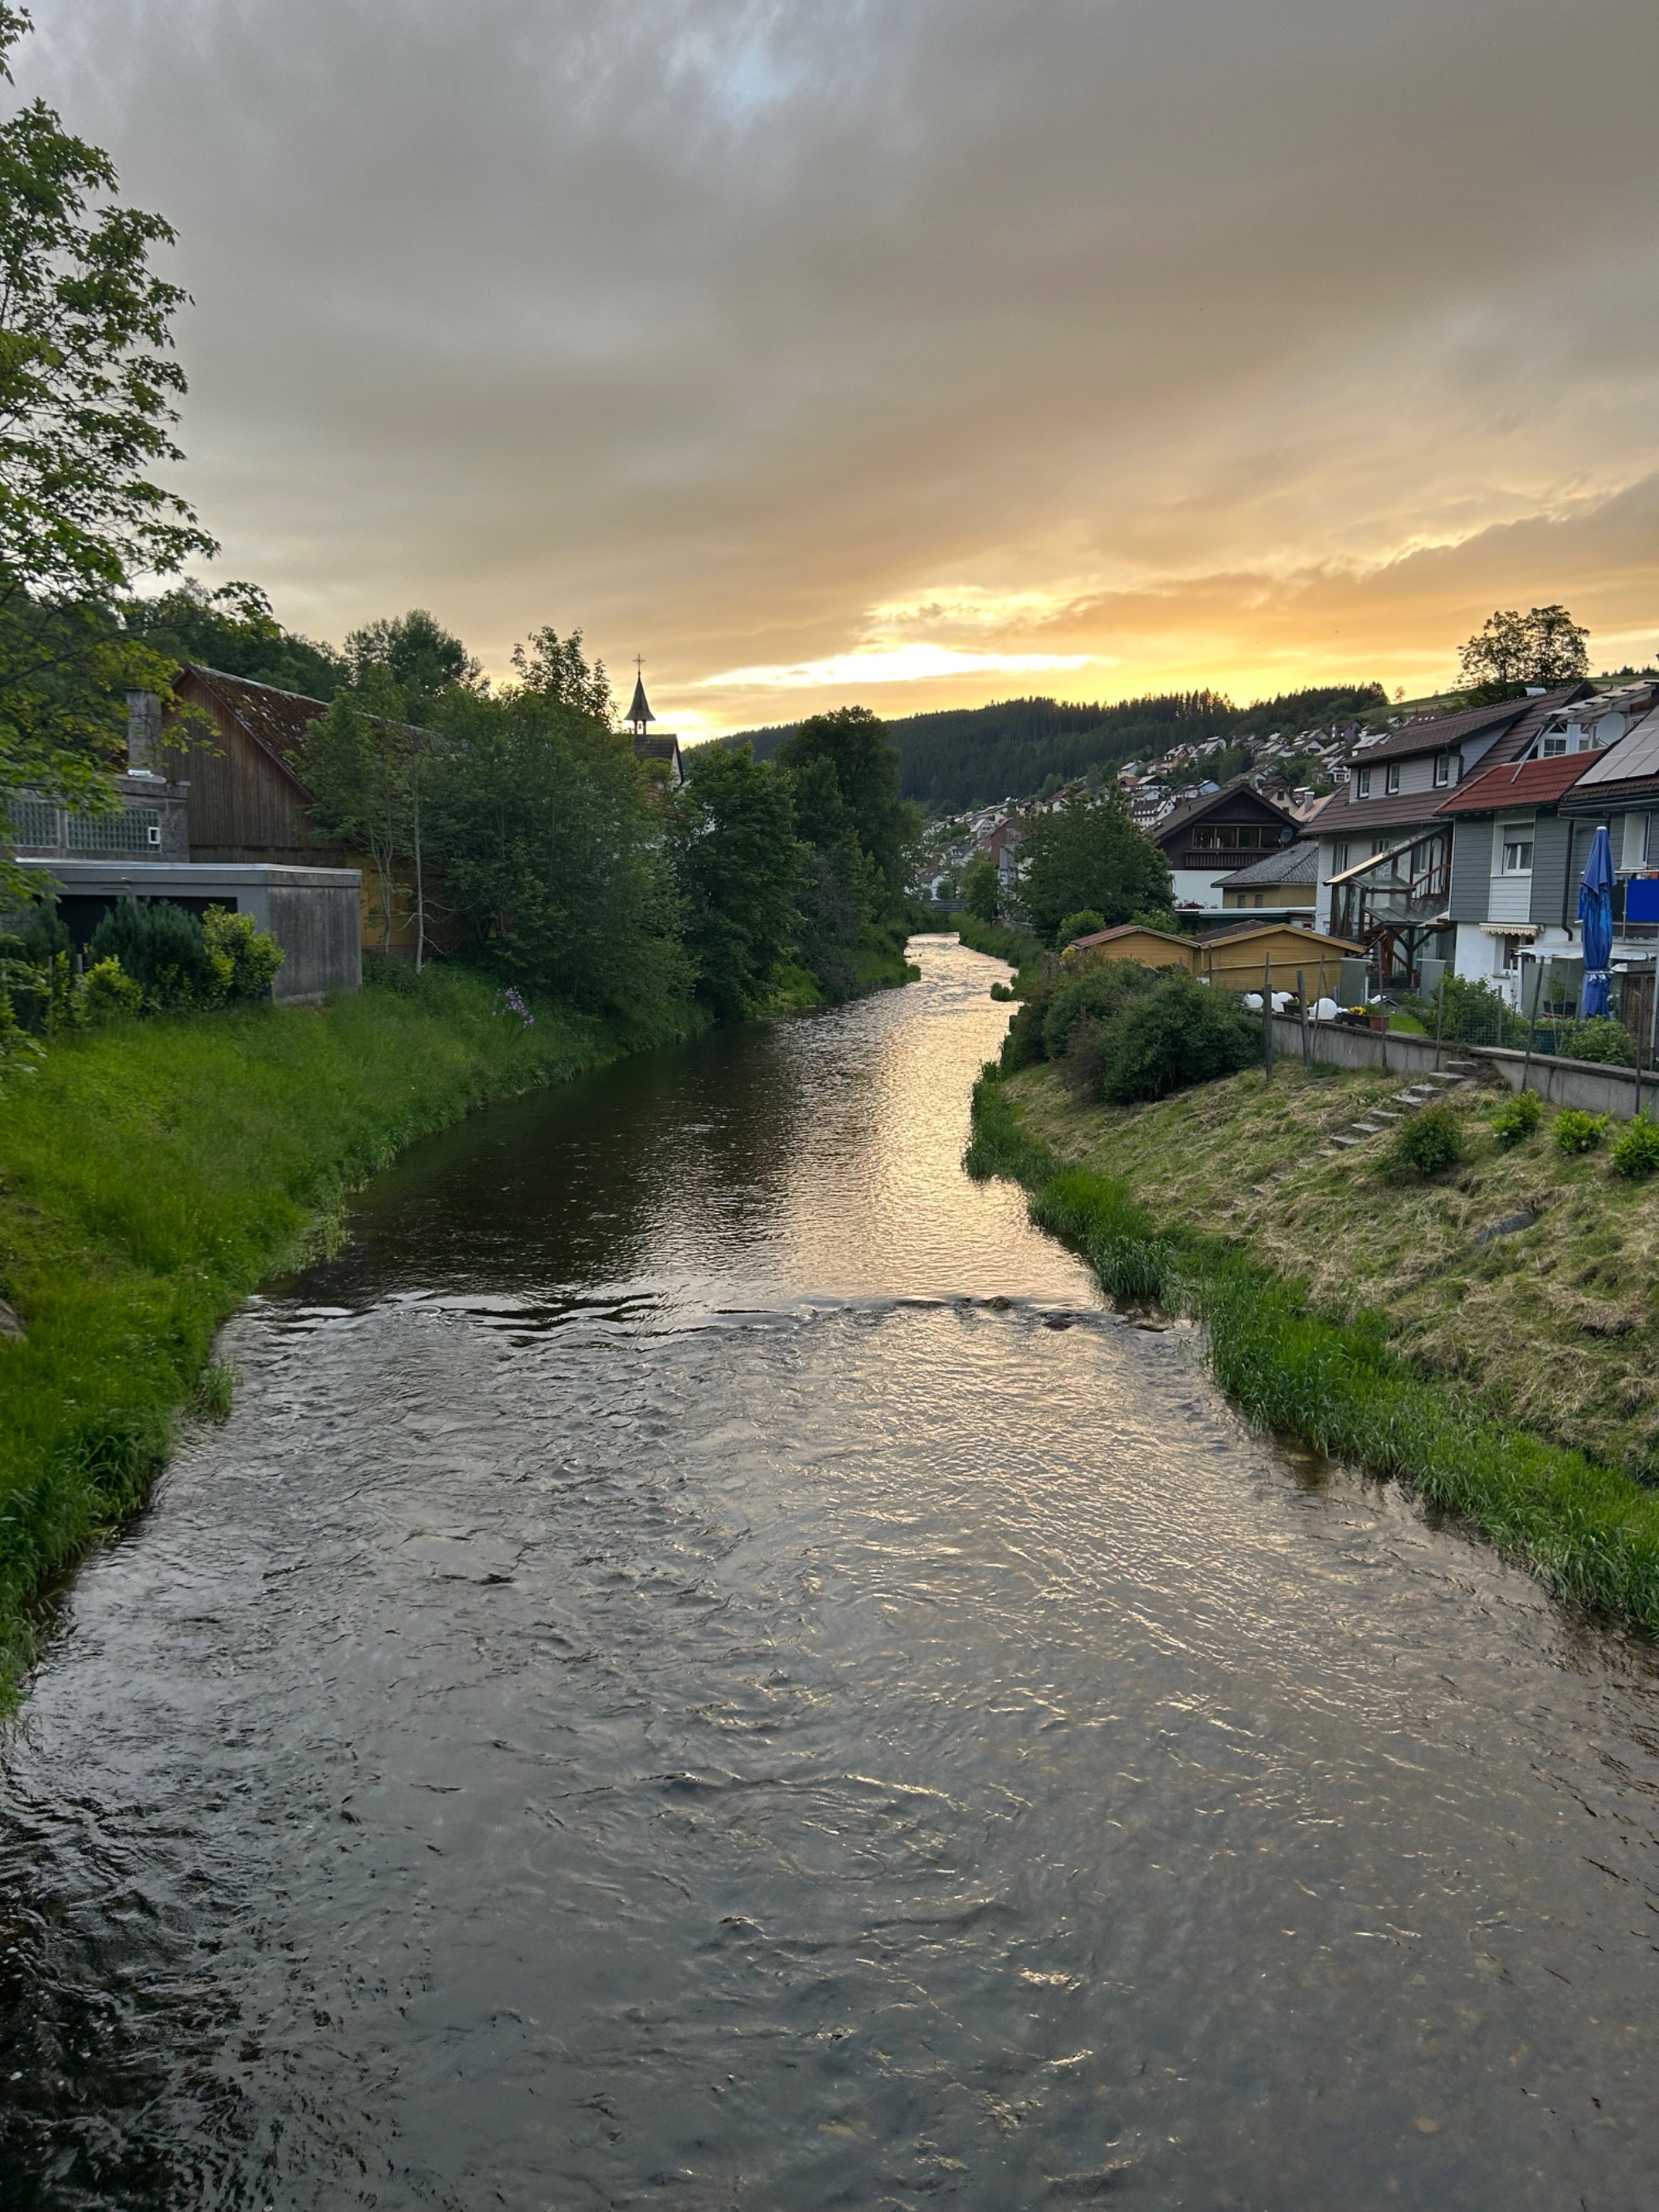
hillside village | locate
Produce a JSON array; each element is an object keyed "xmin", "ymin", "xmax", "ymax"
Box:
[{"xmin": 927, "ymin": 668, "xmax": 1659, "ymax": 1039}]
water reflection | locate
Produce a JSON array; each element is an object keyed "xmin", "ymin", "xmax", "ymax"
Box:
[{"xmin": 3, "ymin": 938, "xmax": 1658, "ymax": 2210}]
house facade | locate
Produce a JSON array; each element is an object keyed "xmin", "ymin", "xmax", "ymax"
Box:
[
  {"xmin": 1152, "ymin": 779, "xmax": 1301, "ymax": 918},
  {"xmin": 7, "ymin": 668, "xmax": 361, "ymax": 1001}
]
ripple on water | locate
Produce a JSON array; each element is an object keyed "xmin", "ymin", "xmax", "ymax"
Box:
[{"xmin": 3, "ymin": 940, "xmax": 1659, "ymax": 2210}]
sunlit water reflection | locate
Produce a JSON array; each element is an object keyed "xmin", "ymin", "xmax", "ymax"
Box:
[{"xmin": 2, "ymin": 938, "xmax": 1657, "ymax": 2210}]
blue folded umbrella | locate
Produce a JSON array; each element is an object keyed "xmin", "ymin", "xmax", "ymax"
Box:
[{"xmin": 1579, "ymin": 824, "xmax": 1614, "ymax": 1019}]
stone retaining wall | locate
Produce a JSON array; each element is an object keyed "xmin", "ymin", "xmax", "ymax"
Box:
[{"xmin": 1268, "ymin": 1014, "xmax": 1653, "ymax": 1121}]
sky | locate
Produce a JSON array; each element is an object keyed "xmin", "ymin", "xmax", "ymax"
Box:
[{"xmin": 24, "ymin": 0, "xmax": 1659, "ymax": 735}]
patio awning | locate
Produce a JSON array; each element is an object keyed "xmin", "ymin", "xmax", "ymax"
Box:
[{"xmin": 1477, "ymin": 921, "xmax": 1539, "ymax": 938}]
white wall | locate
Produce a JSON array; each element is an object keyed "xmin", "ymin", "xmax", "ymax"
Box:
[{"xmin": 1170, "ymin": 867, "xmax": 1226, "ymax": 905}]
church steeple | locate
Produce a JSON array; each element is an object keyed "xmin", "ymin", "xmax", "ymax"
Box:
[{"xmin": 625, "ymin": 655, "xmax": 655, "ymax": 735}]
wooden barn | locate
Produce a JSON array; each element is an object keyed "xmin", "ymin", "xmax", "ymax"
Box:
[{"xmin": 162, "ymin": 665, "xmax": 329, "ymax": 865}]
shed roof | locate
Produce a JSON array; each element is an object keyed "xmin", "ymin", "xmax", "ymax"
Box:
[
  {"xmin": 1068, "ymin": 922, "xmax": 1194, "ymax": 954},
  {"xmin": 1193, "ymin": 919, "xmax": 1362, "ymax": 955}
]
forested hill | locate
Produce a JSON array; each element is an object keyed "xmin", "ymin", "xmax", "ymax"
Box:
[{"xmin": 722, "ymin": 684, "xmax": 1386, "ymax": 812}]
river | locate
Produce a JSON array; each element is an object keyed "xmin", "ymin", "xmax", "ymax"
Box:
[{"xmin": 2, "ymin": 934, "xmax": 1657, "ymax": 2210}]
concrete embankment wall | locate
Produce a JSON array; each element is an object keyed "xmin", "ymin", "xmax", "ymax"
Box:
[{"xmin": 1267, "ymin": 1014, "xmax": 1653, "ymax": 1121}]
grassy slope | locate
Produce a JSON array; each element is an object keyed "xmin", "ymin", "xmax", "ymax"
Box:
[
  {"xmin": 0, "ymin": 968, "xmax": 700, "ymax": 1681},
  {"xmin": 971, "ymin": 1065, "xmax": 1659, "ymax": 1633},
  {"xmin": 1008, "ymin": 1060, "xmax": 1659, "ymax": 1476}
]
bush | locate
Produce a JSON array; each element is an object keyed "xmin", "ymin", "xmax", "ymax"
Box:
[
  {"xmin": 1491, "ymin": 1089, "xmax": 1542, "ymax": 1147},
  {"xmin": 89, "ymin": 899, "xmax": 217, "ymax": 1011},
  {"xmin": 1040, "ymin": 957, "xmax": 1157, "ymax": 1060},
  {"xmin": 202, "ymin": 905, "xmax": 284, "ymax": 1001},
  {"xmin": 989, "ymin": 980, "xmax": 1014, "ymax": 1001},
  {"xmin": 1055, "ymin": 908, "xmax": 1107, "ymax": 948},
  {"xmin": 1554, "ymin": 1108, "xmax": 1611, "ymax": 1155},
  {"xmin": 80, "ymin": 957, "xmax": 144, "ymax": 1022},
  {"xmin": 1427, "ymin": 973, "xmax": 1526, "ymax": 1048},
  {"xmin": 1610, "ymin": 1113, "xmax": 1659, "ymax": 1179},
  {"xmin": 1392, "ymin": 1102, "xmax": 1465, "ymax": 1177},
  {"xmin": 1092, "ymin": 972, "xmax": 1260, "ymax": 1104},
  {"xmin": 1556, "ymin": 1016, "xmax": 1637, "ymax": 1067}
]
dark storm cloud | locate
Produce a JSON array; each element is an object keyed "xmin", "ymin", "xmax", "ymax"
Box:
[{"xmin": 24, "ymin": 0, "xmax": 1659, "ymax": 721}]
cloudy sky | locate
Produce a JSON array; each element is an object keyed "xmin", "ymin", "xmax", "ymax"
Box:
[{"xmin": 25, "ymin": 0, "xmax": 1659, "ymax": 732}]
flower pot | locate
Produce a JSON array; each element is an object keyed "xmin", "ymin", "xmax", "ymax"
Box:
[{"xmin": 1368, "ymin": 1014, "xmax": 1389, "ymax": 1033}]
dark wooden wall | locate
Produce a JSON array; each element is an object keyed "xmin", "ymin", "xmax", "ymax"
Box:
[{"xmin": 168, "ymin": 680, "xmax": 314, "ymax": 864}]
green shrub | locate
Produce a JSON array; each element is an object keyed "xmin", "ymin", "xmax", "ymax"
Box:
[
  {"xmin": 1392, "ymin": 1102, "xmax": 1465, "ymax": 1177},
  {"xmin": 1055, "ymin": 909, "xmax": 1107, "ymax": 949},
  {"xmin": 1554, "ymin": 1108, "xmax": 1611, "ymax": 1155},
  {"xmin": 1610, "ymin": 1113, "xmax": 1659, "ymax": 1179},
  {"xmin": 202, "ymin": 905, "xmax": 285, "ymax": 1001},
  {"xmin": 1040, "ymin": 957, "xmax": 1157, "ymax": 1060},
  {"xmin": 1491, "ymin": 1089, "xmax": 1543, "ymax": 1147},
  {"xmin": 1095, "ymin": 972, "xmax": 1260, "ymax": 1104},
  {"xmin": 80, "ymin": 956, "xmax": 144, "ymax": 1023},
  {"xmin": 989, "ymin": 980, "xmax": 1014, "ymax": 1001},
  {"xmin": 89, "ymin": 899, "xmax": 216, "ymax": 1011},
  {"xmin": 1427, "ymin": 972, "xmax": 1527, "ymax": 1048},
  {"xmin": 1557, "ymin": 1016, "xmax": 1637, "ymax": 1067}
]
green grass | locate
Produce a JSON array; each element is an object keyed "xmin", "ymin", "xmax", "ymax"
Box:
[
  {"xmin": 951, "ymin": 912, "xmax": 1046, "ymax": 992},
  {"xmin": 969, "ymin": 1067, "xmax": 1659, "ymax": 1635},
  {"xmin": 0, "ymin": 965, "xmax": 700, "ymax": 1691}
]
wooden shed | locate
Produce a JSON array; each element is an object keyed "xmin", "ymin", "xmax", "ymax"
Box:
[
  {"xmin": 1063, "ymin": 922, "xmax": 1196, "ymax": 970},
  {"xmin": 1193, "ymin": 921, "xmax": 1362, "ymax": 997},
  {"xmin": 163, "ymin": 665, "xmax": 328, "ymax": 865}
]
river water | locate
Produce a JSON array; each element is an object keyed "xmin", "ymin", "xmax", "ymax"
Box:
[{"xmin": 3, "ymin": 934, "xmax": 1658, "ymax": 2210}]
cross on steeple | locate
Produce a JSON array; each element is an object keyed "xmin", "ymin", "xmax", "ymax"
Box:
[{"xmin": 625, "ymin": 654, "xmax": 655, "ymax": 734}]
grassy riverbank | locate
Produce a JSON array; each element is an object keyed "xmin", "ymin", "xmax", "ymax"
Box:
[
  {"xmin": 0, "ymin": 967, "xmax": 701, "ymax": 1688},
  {"xmin": 970, "ymin": 1060, "xmax": 1659, "ymax": 1635}
]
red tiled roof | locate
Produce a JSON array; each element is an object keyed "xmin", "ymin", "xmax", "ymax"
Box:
[{"xmin": 1434, "ymin": 752, "xmax": 1596, "ymax": 816}]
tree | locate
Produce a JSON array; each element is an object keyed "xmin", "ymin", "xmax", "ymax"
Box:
[
  {"xmin": 1016, "ymin": 791, "xmax": 1172, "ymax": 944},
  {"xmin": 510, "ymin": 625, "xmax": 613, "ymax": 722},
  {"xmin": 0, "ymin": 4, "xmax": 215, "ymax": 895},
  {"xmin": 298, "ymin": 672, "xmax": 414, "ymax": 956},
  {"xmin": 345, "ymin": 607, "xmax": 479, "ymax": 719},
  {"xmin": 961, "ymin": 852, "xmax": 1000, "ymax": 923},
  {"xmin": 784, "ymin": 752, "xmax": 880, "ymax": 1000},
  {"xmin": 669, "ymin": 743, "xmax": 800, "ymax": 1018},
  {"xmin": 121, "ymin": 578, "xmax": 347, "ymax": 699},
  {"xmin": 318, "ymin": 610, "xmax": 482, "ymax": 970},
  {"xmin": 1457, "ymin": 606, "xmax": 1590, "ymax": 697},
  {"xmin": 776, "ymin": 705, "xmax": 917, "ymax": 904},
  {"xmin": 428, "ymin": 676, "xmax": 685, "ymax": 1019}
]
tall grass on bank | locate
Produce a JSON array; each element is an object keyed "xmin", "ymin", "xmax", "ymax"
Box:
[
  {"xmin": 0, "ymin": 966, "xmax": 699, "ymax": 1688},
  {"xmin": 951, "ymin": 912, "xmax": 1045, "ymax": 991},
  {"xmin": 969, "ymin": 1067, "xmax": 1659, "ymax": 1634}
]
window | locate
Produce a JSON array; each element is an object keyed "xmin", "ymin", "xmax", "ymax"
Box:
[
  {"xmin": 1355, "ymin": 767, "xmax": 1372, "ymax": 798},
  {"xmin": 1332, "ymin": 842, "xmax": 1350, "ymax": 872},
  {"xmin": 1384, "ymin": 762, "xmax": 1400, "ymax": 795},
  {"xmin": 1501, "ymin": 830, "xmax": 1534, "ymax": 875},
  {"xmin": 1253, "ymin": 893, "xmax": 1265, "ymax": 909},
  {"xmin": 1541, "ymin": 735, "xmax": 1568, "ymax": 757},
  {"xmin": 1433, "ymin": 753, "xmax": 1452, "ymax": 785}
]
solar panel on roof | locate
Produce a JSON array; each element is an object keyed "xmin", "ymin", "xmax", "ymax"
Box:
[{"xmin": 1573, "ymin": 707, "xmax": 1659, "ymax": 787}]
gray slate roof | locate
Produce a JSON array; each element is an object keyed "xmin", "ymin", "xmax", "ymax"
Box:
[{"xmin": 1223, "ymin": 840, "xmax": 1320, "ymax": 888}]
